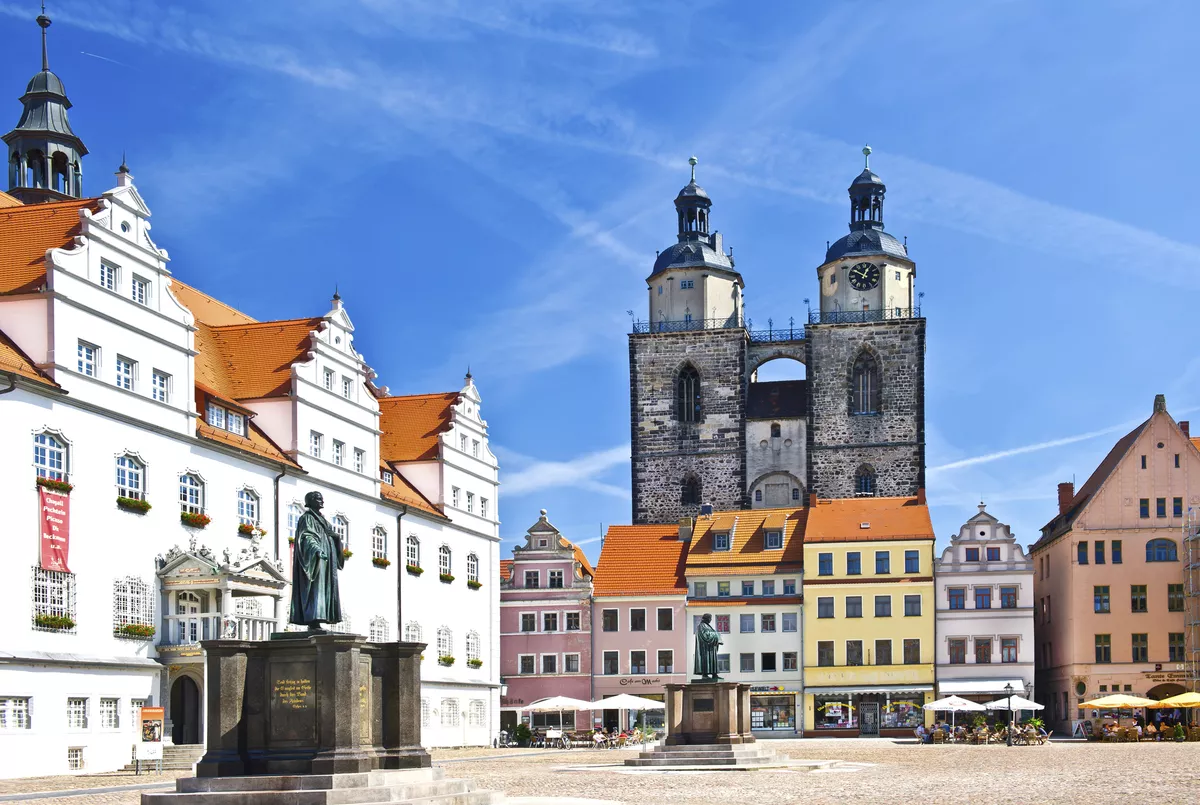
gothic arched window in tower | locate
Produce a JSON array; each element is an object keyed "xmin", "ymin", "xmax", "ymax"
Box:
[
  {"xmin": 855, "ymin": 465, "xmax": 877, "ymax": 497},
  {"xmin": 850, "ymin": 351, "xmax": 881, "ymax": 414},
  {"xmin": 681, "ymin": 474, "xmax": 701, "ymax": 506},
  {"xmin": 677, "ymin": 364, "xmax": 702, "ymax": 423}
]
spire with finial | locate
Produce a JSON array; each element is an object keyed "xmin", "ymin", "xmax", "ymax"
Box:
[
  {"xmin": 118, "ymin": 150, "xmax": 129, "ymax": 174},
  {"xmin": 674, "ymin": 155, "xmax": 711, "ymax": 240},
  {"xmin": 689, "ymin": 155, "xmax": 698, "ymax": 182},
  {"xmin": 863, "ymin": 144, "xmax": 871, "ymax": 169},
  {"xmin": 37, "ymin": 2, "xmax": 51, "ymax": 72},
  {"xmin": 332, "ymin": 284, "xmax": 340, "ymax": 302},
  {"xmin": 848, "ymin": 145, "xmax": 885, "ymax": 231}
]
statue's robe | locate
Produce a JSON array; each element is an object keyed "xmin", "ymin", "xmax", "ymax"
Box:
[
  {"xmin": 289, "ymin": 509, "xmax": 343, "ymax": 626},
  {"xmin": 694, "ymin": 620, "xmax": 722, "ymax": 677}
]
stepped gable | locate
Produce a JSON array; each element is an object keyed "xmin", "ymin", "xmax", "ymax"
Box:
[
  {"xmin": 378, "ymin": 392, "xmax": 460, "ymax": 463},
  {"xmin": 0, "ymin": 196, "xmax": 100, "ymax": 294}
]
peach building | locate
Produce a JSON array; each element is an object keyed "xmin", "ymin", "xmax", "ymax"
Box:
[{"xmin": 1032, "ymin": 396, "xmax": 1197, "ymax": 735}]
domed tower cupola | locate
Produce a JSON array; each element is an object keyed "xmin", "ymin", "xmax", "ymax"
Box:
[
  {"xmin": 849, "ymin": 145, "xmax": 885, "ymax": 231},
  {"xmin": 4, "ymin": 10, "xmax": 89, "ymax": 204},
  {"xmin": 675, "ymin": 156, "xmax": 712, "ymax": 240}
]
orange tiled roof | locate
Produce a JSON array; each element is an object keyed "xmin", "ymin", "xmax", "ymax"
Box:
[
  {"xmin": 0, "ymin": 328, "xmax": 59, "ymax": 389},
  {"xmin": 593, "ymin": 524, "xmax": 685, "ymax": 596},
  {"xmin": 196, "ymin": 419, "xmax": 299, "ymax": 468},
  {"xmin": 198, "ymin": 318, "xmax": 324, "ymax": 400},
  {"xmin": 0, "ymin": 197, "xmax": 101, "ymax": 294},
  {"xmin": 0, "ymin": 190, "xmax": 21, "ymax": 208},
  {"xmin": 378, "ymin": 392, "xmax": 460, "ymax": 462},
  {"xmin": 500, "ymin": 559, "xmax": 513, "ymax": 583},
  {"xmin": 379, "ymin": 467, "xmax": 446, "ymax": 519},
  {"xmin": 686, "ymin": 507, "xmax": 807, "ymax": 573},
  {"xmin": 563, "ymin": 537, "xmax": 596, "ymax": 579},
  {"xmin": 169, "ymin": 279, "xmax": 257, "ymax": 326},
  {"xmin": 685, "ymin": 596, "xmax": 801, "ymax": 607},
  {"xmin": 804, "ymin": 496, "xmax": 934, "ymax": 543}
]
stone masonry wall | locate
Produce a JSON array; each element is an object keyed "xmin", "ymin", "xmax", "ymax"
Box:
[
  {"xmin": 806, "ymin": 319, "xmax": 926, "ymax": 498},
  {"xmin": 629, "ymin": 329, "xmax": 747, "ymax": 524}
]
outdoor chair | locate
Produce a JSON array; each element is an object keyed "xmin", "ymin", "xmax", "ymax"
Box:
[{"xmin": 932, "ymin": 730, "xmax": 946, "ymax": 744}]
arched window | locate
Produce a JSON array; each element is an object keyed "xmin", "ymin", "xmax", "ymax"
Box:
[
  {"xmin": 677, "ymin": 365, "xmax": 702, "ymax": 423},
  {"xmin": 467, "ymin": 553, "xmax": 479, "ymax": 583},
  {"xmin": 237, "ymin": 489, "xmax": 259, "ymax": 526},
  {"xmin": 179, "ymin": 474, "xmax": 204, "ymax": 514},
  {"xmin": 406, "ymin": 535, "xmax": 420, "ymax": 568},
  {"xmin": 116, "ymin": 455, "xmax": 144, "ymax": 500},
  {"xmin": 771, "ymin": 423, "xmax": 781, "ymax": 438},
  {"xmin": 792, "ymin": 487, "xmax": 801, "ymax": 501},
  {"xmin": 1146, "ymin": 539, "xmax": 1178, "ymax": 562},
  {"xmin": 466, "ymin": 631, "xmax": 481, "ymax": 662},
  {"xmin": 112, "ymin": 576, "xmax": 153, "ymax": 637},
  {"xmin": 287, "ymin": 503, "xmax": 303, "ymax": 539},
  {"xmin": 405, "ymin": 621, "xmax": 422, "ymax": 642},
  {"xmin": 439, "ymin": 545, "xmax": 452, "ymax": 576},
  {"xmin": 855, "ymin": 465, "xmax": 877, "ymax": 497},
  {"xmin": 34, "ymin": 432, "xmax": 67, "ymax": 481},
  {"xmin": 682, "ymin": 475, "xmax": 701, "ymax": 506},
  {"xmin": 437, "ymin": 627, "xmax": 452, "ymax": 658},
  {"xmin": 851, "ymin": 352, "xmax": 881, "ymax": 414},
  {"xmin": 332, "ymin": 515, "xmax": 349, "ymax": 549},
  {"xmin": 754, "ymin": 489, "xmax": 763, "ymax": 502},
  {"xmin": 369, "ymin": 616, "xmax": 389, "ymax": 642},
  {"xmin": 372, "ymin": 527, "xmax": 387, "ymax": 560}
]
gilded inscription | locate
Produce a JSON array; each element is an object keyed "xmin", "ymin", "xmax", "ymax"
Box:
[{"xmin": 274, "ymin": 678, "xmax": 313, "ymax": 710}]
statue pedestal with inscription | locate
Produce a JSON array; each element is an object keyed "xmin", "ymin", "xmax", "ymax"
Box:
[
  {"xmin": 663, "ymin": 682, "xmax": 755, "ymax": 745},
  {"xmin": 194, "ymin": 632, "xmax": 429, "ymax": 777}
]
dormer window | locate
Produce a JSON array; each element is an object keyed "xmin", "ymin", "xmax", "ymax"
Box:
[
  {"xmin": 764, "ymin": 531, "xmax": 783, "ymax": 550},
  {"xmin": 227, "ymin": 412, "xmax": 245, "ymax": 436},
  {"xmin": 537, "ymin": 538, "xmax": 548, "ymax": 548},
  {"xmin": 714, "ymin": 532, "xmax": 731, "ymax": 551},
  {"xmin": 381, "ymin": 470, "xmax": 393, "ymax": 485},
  {"xmin": 207, "ymin": 401, "xmax": 247, "ymax": 436}
]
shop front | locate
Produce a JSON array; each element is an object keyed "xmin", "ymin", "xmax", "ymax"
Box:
[
  {"xmin": 805, "ymin": 686, "xmax": 933, "ymax": 737},
  {"xmin": 749, "ymin": 686, "xmax": 799, "ymax": 733},
  {"xmin": 592, "ymin": 674, "xmax": 679, "ymax": 732}
]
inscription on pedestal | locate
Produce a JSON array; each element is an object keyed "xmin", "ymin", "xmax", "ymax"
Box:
[
  {"xmin": 269, "ymin": 661, "xmax": 316, "ymax": 743},
  {"xmin": 358, "ymin": 656, "xmax": 372, "ymax": 746},
  {"xmin": 692, "ymin": 698, "xmax": 714, "ymax": 713}
]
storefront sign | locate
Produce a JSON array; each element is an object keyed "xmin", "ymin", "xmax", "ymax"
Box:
[
  {"xmin": 136, "ymin": 706, "xmax": 165, "ymax": 760},
  {"xmin": 501, "ymin": 697, "xmax": 525, "ymax": 706},
  {"xmin": 1143, "ymin": 671, "xmax": 1188, "ymax": 683},
  {"xmin": 618, "ymin": 677, "xmax": 662, "ymax": 687},
  {"xmin": 38, "ymin": 486, "xmax": 70, "ymax": 572}
]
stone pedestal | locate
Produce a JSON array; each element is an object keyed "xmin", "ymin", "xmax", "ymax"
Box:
[
  {"xmin": 663, "ymin": 682, "xmax": 755, "ymax": 745},
  {"xmin": 194, "ymin": 633, "xmax": 429, "ymax": 777}
]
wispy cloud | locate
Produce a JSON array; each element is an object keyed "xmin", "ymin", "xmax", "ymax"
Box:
[
  {"xmin": 501, "ymin": 443, "xmax": 630, "ymax": 498},
  {"xmin": 927, "ymin": 420, "xmax": 1139, "ymax": 473}
]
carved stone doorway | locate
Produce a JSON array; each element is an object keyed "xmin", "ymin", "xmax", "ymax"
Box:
[{"xmin": 171, "ymin": 675, "xmax": 201, "ymax": 744}]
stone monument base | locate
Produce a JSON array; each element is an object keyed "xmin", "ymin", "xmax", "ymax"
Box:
[{"xmin": 662, "ymin": 682, "xmax": 755, "ymax": 745}]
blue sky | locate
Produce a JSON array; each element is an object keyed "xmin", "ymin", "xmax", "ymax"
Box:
[{"xmin": 5, "ymin": 1, "xmax": 1199, "ymax": 561}]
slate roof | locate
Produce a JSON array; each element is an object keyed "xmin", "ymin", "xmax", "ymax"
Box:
[
  {"xmin": 594, "ymin": 524, "xmax": 686, "ymax": 596},
  {"xmin": 747, "ymin": 380, "xmax": 807, "ymax": 419},
  {"xmin": 0, "ymin": 196, "xmax": 100, "ymax": 294},
  {"xmin": 824, "ymin": 227, "xmax": 909, "ymax": 264},
  {"xmin": 650, "ymin": 238, "xmax": 737, "ymax": 276}
]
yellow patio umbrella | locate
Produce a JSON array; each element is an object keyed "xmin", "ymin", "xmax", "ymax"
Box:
[
  {"xmin": 1079, "ymin": 694, "xmax": 1156, "ymax": 709},
  {"xmin": 1146, "ymin": 692, "xmax": 1200, "ymax": 709}
]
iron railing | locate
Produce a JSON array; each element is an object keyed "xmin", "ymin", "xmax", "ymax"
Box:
[
  {"xmin": 632, "ymin": 317, "xmax": 743, "ymax": 334},
  {"xmin": 747, "ymin": 316, "xmax": 804, "ymax": 343},
  {"xmin": 809, "ymin": 307, "xmax": 921, "ymax": 325}
]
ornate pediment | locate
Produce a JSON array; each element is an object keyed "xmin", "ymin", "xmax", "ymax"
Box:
[{"xmin": 156, "ymin": 535, "xmax": 220, "ymax": 577}]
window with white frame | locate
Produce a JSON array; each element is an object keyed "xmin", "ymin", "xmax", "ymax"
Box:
[
  {"xmin": 332, "ymin": 440, "xmax": 344, "ymax": 466},
  {"xmin": 468, "ymin": 699, "xmax": 486, "ymax": 727},
  {"xmin": 309, "ymin": 431, "xmax": 323, "ymax": 459},
  {"xmin": 466, "ymin": 491, "xmax": 474, "ymax": 514},
  {"xmin": 519, "ymin": 654, "xmax": 535, "ymax": 674},
  {"xmin": 112, "ymin": 576, "xmax": 153, "ymax": 635},
  {"xmin": 406, "ymin": 535, "xmax": 419, "ymax": 567},
  {"xmin": 115, "ymin": 356, "xmax": 135, "ymax": 391},
  {"xmin": 472, "ymin": 439, "xmax": 479, "ymax": 457},
  {"xmin": 206, "ymin": 401, "xmax": 226, "ymax": 429},
  {"xmin": 466, "ymin": 553, "xmax": 479, "ymax": 583},
  {"xmin": 460, "ymin": 434, "xmax": 468, "ymax": 451},
  {"xmin": 466, "ymin": 631, "xmax": 480, "ymax": 662},
  {"xmin": 130, "ymin": 699, "xmax": 147, "ymax": 728},
  {"xmin": 323, "ymin": 368, "xmax": 334, "ymax": 390},
  {"xmin": 33, "ymin": 567, "xmax": 76, "ymax": 630},
  {"xmin": 237, "ymin": 489, "xmax": 259, "ymax": 526},
  {"xmin": 100, "ymin": 698, "xmax": 119, "ymax": 729},
  {"xmin": 564, "ymin": 653, "xmax": 580, "ymax": 673},
  {"xmin": 0, "ymin": 698, "xmax": 31, "ymax": 730},
  {"xmin": 99, "ymin": 261, "xmax": 117, "ymax": 291},
  {"xmin": 341, "ymin": 377, "xmax": 352, "ymax": 398},
  {"xmin": 287, "ymin": 503, "xmax": 303, "ymax": 539},
  {"xmin": 151, "ymin": 370, "xmax": 169, "ymax": 403},
  {"xmin": 451, "ymin": 487, "xmax": 460, "ymax": 508},
  {"xmin": 420, "ymin": 698, "xmax": 430, "ymax": 728},
  {"xmin": 67, "ymin": 747, "xmax": 84, "ymax": 770},
  {"xmin": 481, "ymin": 498, "xmax": 489, "ymax": 518},
  {"xmin": 179, "ymin": 474, "xmax": 204, "ymax": 514},
  {"xmin": 77, "ymin": 341, "xmax": 97, "ymax": 377},
  {"xmin": 370, "ymin": 617, "xmax": 389, "ymax": 642},
  {"xmin": 440, "ymin": 698, "xmax": 459, "ymax": 727},
  {"xmin": 34, "ymin": 432, "xmax": 67, "ymax": 481},
  {"xmin": 381, "ymin": 469, "xmax": 393, "ymax": 484},
  {"xmin": 542, "ymin": 654, "xmax": 557, "ymax": 674},
  {"xmin": 372, "ymin": 527, "xmax": 387, "ymax": 560},
  {"xmin": 67, "ymin": 697, "xmax": 88, "ymax": 729},
  {"xmin": 115, "ymin": 455, "xmax": 144, "ymax": 500},
  {"xmin": 437, "ymin": 627, "xmax": 452, "ymax": 657},
  {"xmin": 405, "ymin": 621, "xmax": 422, "ymax": 642},
  {"xmin": 227, "ymin": 412, "xmax": 245, "ymax": 437},
  {"xmin": 130, "ymin": 276, "xmax": 148, "ymax": 305},
  {"xmin": 331, "ymin": 515, "xmax": 348, "ymax": 548},
  {"xmin": 439, "ymin": 545, "xmax": 451, "ymax": 576},
  {"xmin": 354, "ymin": 449, "xmax": 365, "ymax": 473}
]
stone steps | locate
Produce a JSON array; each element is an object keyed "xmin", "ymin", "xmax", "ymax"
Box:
[
  {"xmin": 122, "ymin": 744, "xmax": 206, "ymax": 772},
  {"xmin": 625, "ymin": 742, "xmax": 785, "ymax": 768}
]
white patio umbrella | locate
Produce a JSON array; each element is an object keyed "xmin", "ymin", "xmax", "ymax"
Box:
[
  {"xmin": 522, "ymin": 696, "xmax": 593, "ymax": 735},
  {"xmin": 923, "ymin": 695, "xmax": 986, "ymax": 730},
  {"xmin": 983, "ymin": 696, "xmax": 1043, "ymax": 712},
  {"xmin": 590, "ymin": 694, "xmax": 666, "ymax": 739}
]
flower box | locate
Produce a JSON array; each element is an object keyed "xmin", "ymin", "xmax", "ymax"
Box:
[
  {"xmin": 238, "ymin": 523, "xmax": 266, "ymax": 537},
  {"xmin": 466, "ymin": 580, "xmax": 482, "ymax": 590},
  {"xmin": 181, "ymin": 511, "xmax": 211, "ymax": 528},
  {"xmin": 438, "ymin": 655, "xmax": 455, "ymax": 666},
  {"xmin": 115, "ymin": 623, "xmax": 155, "ymax": 639},
  {"xmin": 34, "ymin": 613, "xmax": 75, "ymax": 631},
  {"xmin": 372, "ymin": 557, "xmax": 391, "ymax": 569},
  {"xmin": 342, "ymin": 548, "xmax": 353, "ymax": 560},
  {"xmin": 467, "ymin": 659, "xmax": 483, "ymax": 669},
  {"xmin": 36, "ymin": 476, "xmax": 73, "ymax": 494},
  {"xmin": 406, "ymin": 564, "xmax": 424, "ymax": 576},
  {"xmin": 439, "ymin": 573, "xmax": 455, "ymax": 584},
  {"xmin": 116, "ymin": 496, "xmax": 151, "ymax": 514}
]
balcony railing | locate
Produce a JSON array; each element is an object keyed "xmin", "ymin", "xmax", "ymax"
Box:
[
  {"xmin": 809, "ymin": 307, "xmax": 921, "ymax": 325},
  {"xmin": 632, "ymin": 317, "xmax": 742, "ymax": 334},
  {"xmin": 747, "ymin": 317, "xmax": 804, "ymax": 343},
  {"xmin": 161, "ymin": 614, "xmax": 278, "ymax": 646}
]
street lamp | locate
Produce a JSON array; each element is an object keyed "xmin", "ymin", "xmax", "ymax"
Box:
[{"xmin": 1004, "ymin": 683, "xmax": 1014, "ymax": 746}]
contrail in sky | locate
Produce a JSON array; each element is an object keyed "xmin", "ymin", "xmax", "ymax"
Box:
[{"xmin": 80, "ymin": 51, "xmax": 124, "ymax": 66}]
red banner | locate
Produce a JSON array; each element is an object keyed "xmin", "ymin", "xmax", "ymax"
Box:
[{"xmin": 39, "ymin": 486, "xmax": 70, "ymax": 572}]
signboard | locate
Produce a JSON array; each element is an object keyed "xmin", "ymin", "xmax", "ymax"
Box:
[
  {"xmin": 38, "ymin": 486, "xmax": 70, "ymax": 572},
  {"xmin": 136, "ymin": 707, "xmax": 165, "ymax": 760}
]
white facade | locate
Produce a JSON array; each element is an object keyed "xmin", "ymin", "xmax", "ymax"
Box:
[
  {"xmin": 0, "ymin": 173, "xmax": 500, "ymax": 777},
  {"xmin": 934, "ymin": 503, "xmax": 1035, "ymax": 700}
]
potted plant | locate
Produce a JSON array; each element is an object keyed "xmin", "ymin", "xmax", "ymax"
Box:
[
  {"xmin": 1174, "ymin": 723, "xmax": 1186, "ymax": 741},
  {"xmin": 514, "ymin": 723, "xmax": 531, "ymax": 747},
  {"xmin": 36, "ymin": 476, "xmax": 73, "ymax": 494},
  {"xmin": 406, "ymin": 563, "xmax": 423, "ymax": 576},
  {"xmin": 467, "ymin": 658, "xmax": 483, "ymax": 669},
  {"xmin": 180, "ymin": 511, "xmax": 211, "ymax": 528},
  {"xmin": 116, "ymin": 496, "xmax": 152, "ymax": 514},
  {"xmin": 116, "ymin": 623, "xmax": 156, "ymax": 639},
  {"xmin": 34, "ymin": 613, "xmax": 75, "ymax": 631},
  {"xmin": 288, "ymin": 536, "xmax": 295, "ymax": 545},
  {"xmin": 438, "ymin": 655, "xmax": 455, "ymax": 666},
  {"xmin": 238, "ymin": 523, "xmax": 266, "ymax": 537},
  {"xmin": 342, "ymin": 548, "xmax": 353, "ymax": 560},
  {"xmin": 467, "ymin": 579, "xmax": 483, "ymax": 590},
  {"xmin": 1024, "ymin": 716, "xmax": 1045, "ymax": 731},
  {"xmin": 439, "ymin": 573, "xmax": 455, "ymax": 584},
  {"xmin": 372, "ymin": 557, "xmax": 391, "ymax": 569}
]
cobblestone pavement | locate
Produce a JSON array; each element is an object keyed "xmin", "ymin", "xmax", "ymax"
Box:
[{"xmin": 2, "ymin": 741, "xmax": 1198, "ymax": 804}]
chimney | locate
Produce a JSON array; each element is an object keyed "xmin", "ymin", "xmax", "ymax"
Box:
[
  {"xmin": 1057, "ymin": 482, "xmax": 1075, "ymax": 515},
  {"xmin": 1180, "ymin": 420, "xmax": 1190, "ymax": 438},
  {"xmin": 678, "ymin": 517, "xmax": 694, "ymax": 543},
  {"xmin": 917, "ymin": 487, "xmax": 926, "ymax": 506},
  {"xmin": 808, "ymin": 492, "xmax": 817, "ymax": 508}
]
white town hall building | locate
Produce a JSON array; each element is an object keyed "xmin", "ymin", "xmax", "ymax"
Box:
[{"xmin": 0, "ymin": 13, "xmax": 501, "ymax": 778}]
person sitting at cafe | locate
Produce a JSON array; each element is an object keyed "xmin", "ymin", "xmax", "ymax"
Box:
[{"xmin": 915, "ymin": 724, "xmax": 928, "ymax": 743}]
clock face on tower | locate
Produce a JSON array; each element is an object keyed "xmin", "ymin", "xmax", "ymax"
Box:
[{"xmin": 848, "ymin": 262, "xmax": 880, "ymax": 291}]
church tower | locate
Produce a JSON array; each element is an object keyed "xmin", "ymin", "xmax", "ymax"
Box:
[
  {"xmin": 629, "ymin": 158, "xmax": 749, "ymax": 524},
  {"xmin": 806, "ymin": 147, "xmax": 925, "ymax": 499},
  {"xmin": 4, "ymin": 11, "xmax": 88, "ymax": 204}
]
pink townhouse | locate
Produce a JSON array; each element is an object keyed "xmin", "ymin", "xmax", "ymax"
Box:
[
  {"xmin": 499, "ymin": 511, "xmax": 595, "ymax": 733},
  {"xmin": 591, "ymin": 524, "xmax": 689, "ymax": 731}
]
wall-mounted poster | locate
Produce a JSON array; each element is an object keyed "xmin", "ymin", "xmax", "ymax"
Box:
[{"xmin": 136, "ymin": 707, "xmax": 165, "ymax": 760}]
